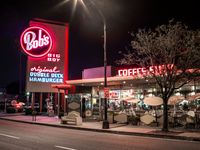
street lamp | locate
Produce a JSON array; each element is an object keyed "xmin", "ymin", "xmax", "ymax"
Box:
[
  {"xmin": 101, "ymin": 9, "xmax": 109, "ymax": 129},
  {"xmin": 63, "ymin": 0, "xmax": 109, "ymax": 129},
  {"xmin": 103, "ymin": 22, "xmax": 110, "ymax": 129},
  {"xmin": 85, "ymin": 0, "xmax": 109, "ymax": 129}
]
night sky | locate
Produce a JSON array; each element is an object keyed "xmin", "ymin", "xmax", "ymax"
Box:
[{"xmin": 0, "ymin": 0, "xmax": 199, "ymax": 88}]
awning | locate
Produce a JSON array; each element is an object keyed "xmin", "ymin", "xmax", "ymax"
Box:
[
  {"xmin": 51, "ymin": 84, "xmax": 72, "ymax": 90},
  {"xmin": 143, "ymin": 96, "xmax": 163, "ymax": 106},
  {"xmin": 65, "ymin": 76, "xmax": 156, "ymax": 86},
  {"xmin": 168, "ymin": 95, "xmax": 185, "ymax": 105},
  {"xmin": 123, "ymin": 97, "xmax": 140, "ymax": 103},
  {"xmin": 187, "ymin": 93, "xmax": 200, "ymax": 101}
]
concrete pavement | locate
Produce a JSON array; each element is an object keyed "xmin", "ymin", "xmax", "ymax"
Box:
[{"xmin": 0, "ymin": 113, "xmax": 200, "ymax": 142}]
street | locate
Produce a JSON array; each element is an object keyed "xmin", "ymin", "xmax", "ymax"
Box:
[{"xmin": 0, "ymin": 120, "xmax": 199, "ymax": 150}]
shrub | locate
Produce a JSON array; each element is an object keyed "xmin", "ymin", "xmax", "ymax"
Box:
[{"xmin": 6, "ymin": 107, "xmax": 16, "ymax": 113}]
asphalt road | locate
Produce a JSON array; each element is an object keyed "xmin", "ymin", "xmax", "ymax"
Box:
[{"xmin": 0, "ymin": 120, "xmax": 200, "ymax": 150}]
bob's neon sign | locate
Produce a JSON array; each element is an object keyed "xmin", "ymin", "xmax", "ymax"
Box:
[{"xmin": 20, "ymin": 26, "xmax": 53, "ymax": 57}]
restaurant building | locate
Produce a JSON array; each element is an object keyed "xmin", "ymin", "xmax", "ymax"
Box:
[
  {"xmin": 62, "ymin": 65, "xmax": 200, "ymax": 120},
  {"xmin": 21, "ymin": 19, "xmax": 199, "ymax": 120}
]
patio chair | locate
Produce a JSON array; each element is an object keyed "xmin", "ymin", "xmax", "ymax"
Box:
[
  {"xmin": 140, "ymin": 114, "xmax": 155, "ymax": 125},
  {"xmin": 184, "ymin": 111, "xmax": 196, "ymax": 129},
  {"xmin": 185, "ymin": 116, "xmax": 196, "ymax": 129}
]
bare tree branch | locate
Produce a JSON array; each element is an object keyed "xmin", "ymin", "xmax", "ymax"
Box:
[{"xmin": 116, "ymin": 20, "xmax": 200, "ymax": 131}]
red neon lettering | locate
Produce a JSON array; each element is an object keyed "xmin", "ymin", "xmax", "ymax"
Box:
[
  {"xmin": 132, "ymin": 69, "xmax": 137, "ymax": 75},
  {"xmin": 142, "ymin": 68, "xmax": 147, "ymax": 75},
  {"xmin": 123, "ymin": 70, "xmax": 128, "ymax": 76},
  {"xmin": 128, "ymin": 69, "xmax": 133, "ymax": 76},
  {"xmin": 168, "ymin": 64, "xmax": 174, "ymax": 69},
  {"xmin": 118, "ymin": 70, "xmax": 123, "ymax": 76},
  {"xmin": 118, "ymin": 64, "xmax": 174, "ymax": 77},
  {"xmin": 149, "ymin": 66, "xmax": 154, "ymax": 74}
]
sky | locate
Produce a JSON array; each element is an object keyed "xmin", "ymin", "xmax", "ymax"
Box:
[{"xmin": 0, "ymin": 0, "xmax": 199, "ymax": 88}]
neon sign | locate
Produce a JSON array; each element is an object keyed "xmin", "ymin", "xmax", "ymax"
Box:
[
  {"xmin": 20, "ymin": 26, "xmax": 53, "ymax": 57},
  {"xmin": 118, "ymin": 68, "xmax": 147, "ymax": 77},
  {"xmin": 118, "ymin": 64, "xmax": 174, "ymax": 77},
  {"xmin": 30, "ymin": 66, "xmax": 60, "ymax": 73},
  {"xmin": 29, "ymin": 66, "xmax": 63, "ymax": 83},
  {"xmin": 47, "ymin": 53, "xmax": 61, "ymax": 62}
]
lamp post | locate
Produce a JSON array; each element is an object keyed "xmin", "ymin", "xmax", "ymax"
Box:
[
  {"xmin": 88, "ymin": 0, "xmax": 109, "ymax": 129},
  {"xmin": 68, "ymin": 0, "xmax": 109, "ymax": 129},
  {"xmin": 102, "ymin": 16, "xmax": 109, "ymax": 129}
]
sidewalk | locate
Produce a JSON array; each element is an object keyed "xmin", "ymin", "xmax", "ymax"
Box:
[{"xmin": 1, "ymin": 113, "xmax": 200, "ymax": 142}]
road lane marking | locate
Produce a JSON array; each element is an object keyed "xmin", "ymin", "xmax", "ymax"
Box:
[
  {"xmin": 0, "ymin": 133, "xmax": 20, "ymax": 139},
  {"xmin": 55, "ymin": 145, "xmax": 77, "ymax": 150}
]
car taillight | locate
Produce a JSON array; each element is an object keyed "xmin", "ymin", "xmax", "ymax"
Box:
[{"xmin": 16, "ymin": 104, "xmax": 20, "ymax": 108}]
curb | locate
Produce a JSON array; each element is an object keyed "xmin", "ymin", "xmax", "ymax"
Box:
[{"xmin": 1, "ymin": 117, "xmax": 200, "ymax": 142}]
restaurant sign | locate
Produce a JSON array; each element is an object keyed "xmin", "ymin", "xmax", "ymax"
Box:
[
  {"xmin": 118, "ymin": 64, "xmax": 174, "ymax": 77},
  {"xmin": 20, "ymin": 19, "xmax": 69, "ymax": 92},
  {"xmin": 20, "ymin": 26, "xmax": 53, "ymax": 58}
]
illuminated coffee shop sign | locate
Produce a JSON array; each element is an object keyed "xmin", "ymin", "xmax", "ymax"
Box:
[{"xmin": 118, "ymin": 64, "xmax": 173, "ymax": 77}]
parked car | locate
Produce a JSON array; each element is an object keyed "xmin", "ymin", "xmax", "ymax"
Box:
[
  {"xmin": 7, "ymin": 100, "xmax": 25, "ymax": 113},
  {"xmin": 15, "ymin": 102, "xmax": 25, "ymax": 112},
  {"xmin": 6, "ymin": 106, "xmax": 16, "ymax": 113}
]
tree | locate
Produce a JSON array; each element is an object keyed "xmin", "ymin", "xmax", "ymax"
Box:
[{"xmin": 117, "ymin": 20, "xmax": 200, "ymax": 132}]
